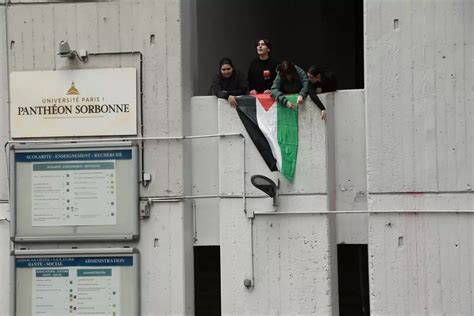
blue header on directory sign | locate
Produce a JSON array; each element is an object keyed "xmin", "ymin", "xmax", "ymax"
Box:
[
  {"xmin": 16, "ymin": 256, "xmax": 133, "ymax": 268},
  {"xmin": 15, "ymin": 149, "xmax": 132, "ymax": 162}
]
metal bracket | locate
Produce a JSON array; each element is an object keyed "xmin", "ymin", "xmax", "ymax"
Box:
[
  {"xmin": 243, "ymin": 278, "xmax": 253, "ymax": 289},
  {"xmin": 273, "ymin": 179, "xmax": 280, "ymax": 207},
  {"xmin": 140, "ymin": 199, "xmax": 151, "ymax": 219},
  {"xmin": 142, "ymin": 173, "xmax": 152, "ymax": 187}
]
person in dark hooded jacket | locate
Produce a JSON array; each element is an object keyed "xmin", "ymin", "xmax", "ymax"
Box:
[
  {"xmin": 306, "ymin": 65, "xmax": 338, "ymax": 120},
  {"xmin": 270, "ymin": 60, "xmax": 308, "ymax": 109},
  {"xmin": 209, "ymin": 57, "xmax": 248, "ymax": 108}
]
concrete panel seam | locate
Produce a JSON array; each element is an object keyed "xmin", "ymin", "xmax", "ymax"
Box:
[{"xmin": 369, "ymin": 190, "xmax": 474, "ymax": 195}]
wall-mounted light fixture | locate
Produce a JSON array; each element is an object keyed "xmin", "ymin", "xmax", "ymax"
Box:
[
  {"xmin": 57, "ymin": 40, "xmax": 88, "ymax": 62},
  {"xmin": 250, "ymin": 174, "xmax": 279, "ymax": 207}
]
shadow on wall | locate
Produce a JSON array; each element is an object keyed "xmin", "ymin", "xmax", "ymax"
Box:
[{"xmin": 195, "ymin": 0, "xmax": 363, "ymax": 96}]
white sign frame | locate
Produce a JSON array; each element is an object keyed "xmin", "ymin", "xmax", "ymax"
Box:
[
  {"xmin": 10, "ymin": 142, "xmax": 139, "ymax": 242},
  {"xmin": 10, "ymin": 68, "xmax": 137, "ymax": 138},
  {"xmin": 13, "ymin": 248, "xmax": 140, "ymax": 316}
]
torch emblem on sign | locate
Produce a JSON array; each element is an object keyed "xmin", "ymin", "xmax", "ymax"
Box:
[{"xmin": 67, "ymin": 82, "xmax": 80, "ymax": 95}]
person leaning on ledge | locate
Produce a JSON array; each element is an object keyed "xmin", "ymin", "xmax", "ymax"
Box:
[
  {"xmin": 306, "ymin": 65, "xmax": 338, "ymax": 120},
  {"xmin": 209, "ymin": 57, "xmax": 248, "ymax": 108},
  {"xmin": 270, "ymin": 60, "xmax": 308, "ymax": 109}
]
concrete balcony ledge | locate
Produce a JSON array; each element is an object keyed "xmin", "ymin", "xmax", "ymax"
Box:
[
  {"xmin": 190, "ymin": 90, "xmax": 366, "ymax": 201},
  {"xmin": 190, "ymin": 90, "xmax": 368, "ymax": 245}
]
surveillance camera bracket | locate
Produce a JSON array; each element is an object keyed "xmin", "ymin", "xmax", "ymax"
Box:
[{"xmin": 273, "ymin": 179, "xmax": 280, "ymax": 207}]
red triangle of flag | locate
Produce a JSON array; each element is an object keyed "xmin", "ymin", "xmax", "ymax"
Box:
[{"xmin": 256, "ymin": 94, "xmax": 275, "ymax": 112}]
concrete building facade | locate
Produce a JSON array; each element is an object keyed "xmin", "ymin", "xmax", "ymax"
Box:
[{"xmin": 0, "ymin": 0, "xmax": 473, "ymax": 315}]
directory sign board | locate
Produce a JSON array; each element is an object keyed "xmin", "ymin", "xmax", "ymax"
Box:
[
  {"xmin": 10, "ymin": 68, "xmax": 137, "ymax": 138},
  {"xmin": 11, "ymin": 143, "xmax": 139, "ymax": 241},
  {"xmin": 14, "ymin": 248, "xmax": 139, "ymax": 316}
]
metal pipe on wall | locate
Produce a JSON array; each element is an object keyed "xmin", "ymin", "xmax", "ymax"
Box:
[{"xmin": 4, "ymin": 133, "xmax": 244, "ymax": 188}]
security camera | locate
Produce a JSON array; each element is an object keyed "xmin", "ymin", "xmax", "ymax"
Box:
[
  {"xmin": 57, "ymin": 40, "xmax": 89, "ymax": 62},
  {"xmin": 58, "ymin": 41, "xmax": 73, "ymax": 58}
]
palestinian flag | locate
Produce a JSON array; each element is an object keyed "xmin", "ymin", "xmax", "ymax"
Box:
[{"xmin": 236, "ymin": 94, "xmax": 298, "ymax": 182}]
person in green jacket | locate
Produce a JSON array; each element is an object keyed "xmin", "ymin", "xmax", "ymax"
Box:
[{"xmin": 270, "ymin": 60, "xmax": 308, "ymax": 109}]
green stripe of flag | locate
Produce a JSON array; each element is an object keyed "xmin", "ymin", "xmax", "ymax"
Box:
[{"xmin": 277, "ymin": 95, "xmax": 298, "ymax": 182}]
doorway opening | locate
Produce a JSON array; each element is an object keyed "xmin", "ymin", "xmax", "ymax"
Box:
[
  {"xmin": 195, "ymin": 0, "xmax": 364, "ymax": 95},
  {"xmin": 194, "ymin": 246, "xmax": 221, "ymax": 316},
  {"xmin": 338, "ymin": 244, "xmax": 370, "ymax": 316}
]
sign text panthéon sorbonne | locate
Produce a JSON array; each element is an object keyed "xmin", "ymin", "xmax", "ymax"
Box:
[{"xmin": 10, "ymin": 68, "xmax": 137, "ymax": 138}]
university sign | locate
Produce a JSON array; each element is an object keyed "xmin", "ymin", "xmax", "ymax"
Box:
[{"xmin": 10, "ymin": 68, "xmax": 137, "ymax": 138}]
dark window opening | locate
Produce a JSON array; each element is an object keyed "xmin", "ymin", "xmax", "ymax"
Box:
[
  {"xmin": 196, "ymin": 0, "xmax": 364, "ymax": 96},
  {"xmin": 338, "ymin": 244, "xmax": 370, "ymax": 316},
  {"xmin": 194, "ymin": 246, "xmax": 221, "ymax": 316}
]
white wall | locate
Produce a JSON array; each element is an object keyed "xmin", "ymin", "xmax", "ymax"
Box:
[
  {"xmin": 221, "ymin": 199, "xmax": 335, "ymax": 315},
  {"xmin": 365, "ymin": 0, "xmax": 473, "ymax": 194},
  {"xmin": 334, "ymin": 90, "xmax": 368, "ymax": 244},
  {"xmin": 6, "ymin": 0, "xmax": 474, "ymax": 314},
  {"xmin": 0, "ymin": 6, "xmax": 7, "ymax": 199},
  {"xmin": 216, "ymin": 97, "xmax": 338, "ymax": 314},
  {"xmin": 2, "ymin": 1, "xmax": 194, "ymax": 315},
  {"xmin": 191, "ymin": 90, "xmax": 370, "ymax": 246},
  {"xmin": 370, "ymin": 213, "xmax": 474, "ymax": 315},
  {"xmin": 366, "ymin": 0, "xmax": 474, "ymax": 314},
  {"xmin": 190, "ymin": 96, "xmax": 220, "ymax": 246},
  {"xmin": 217, "ymin": 97, "xmax": 328, "ymax": 196},
  {"xmin": 0, "ymin": 6, "xmax": 10, "ymax": 315},
  {"xmin": 189, "ymin": 90, "xmax": 369, "ymax": 313},
  {"xmin": 0, "ymin": 205, "xmax": 9, "ymax": 316}
]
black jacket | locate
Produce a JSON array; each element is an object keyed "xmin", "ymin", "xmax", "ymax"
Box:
[
  {"xmin": 308, "ymin": 71, "xmax": 337, "ymax": 111},
  {"xmin": 209, "ymin": 70, "xmax": 248, "ymax": 99},
  {"xmin": 308, "ymin": 83, "xmax": 326, "ymax": 111},
  {"xmin": 247, "ymin": 57, "xmax": 279, "ymax": 93}
]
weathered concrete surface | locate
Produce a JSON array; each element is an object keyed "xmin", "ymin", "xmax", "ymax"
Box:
[
  {"xmin": 190, "ymin": 96, "xmax": 219, "ymax": 246},
  {"xmin": 369, "ymin": 192, "xmax": 474, "ymax": 211},
  {"xmin": 366, "ymin": 1, "xmax": 474, "ymax": 315},
  {"xmin": 193, "ymin": 91, "xmax": 370, "ymax": 245},
  {"xmin": 370, "ymin": 213, "xmax": 474, "ymax": 315},
  {"xmin": 139, "ymin": 201, "xmax": 193, "ymax": 315},
  {"xmin": 217, "ymin": 96, "xmax": 338, "ymax": 314},
  {"xmin": 0, "ymin": 7, "xmax": 9, "ymax": 314},
  {"xmin": 0, "ymin": 203, "xmax": 9, "ymax": 316},
  {"xmin": 365, "ymin": 0, "xmax": 474, "ymax": 193},
  {"xmin": 0, "ymin": 6, "xmax": 7, "ymax": 199},
  {"xmin": 220, "ymin": 199, "xmax": 336, "ymax": 315},
  {"xmin": 6, "ymin": 1, "xmax": 185, "ymax": 195},
  {"xmin": 217, "ymin": 97, "xmax": 328, "ymax": 197},
  {"xmin": 3, "ymin": 1, "xmax": 194, "ymax": 315},
  {"xmin": 333, "ymin": 90, "xmax": 368, "ymax": 243}
]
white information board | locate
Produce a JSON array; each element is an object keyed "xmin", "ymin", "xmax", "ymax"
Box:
[
  {"xmin": 10, "ymin": 68, "xmax": 137, "ymax": 138},
  {"xmin": 11, "ymin": 143, "xmax": 139, "ymax": 241},
  {"xmin": 15, "ymin": 249, "xmax": 139, "ymax": 316},
  {"xmin": 31, "ymin": 161, "xmax": 117, "ymax": 226}
]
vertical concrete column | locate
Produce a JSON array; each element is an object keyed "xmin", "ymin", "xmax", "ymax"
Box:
[
  {"xmin": 2, "ymin": 1, "xmax": 195, "ymax": 315},
  {"xmin": 332, "ymin": 90, "xmax": 368, "ymax": 244},
  {"xmin": 190, "ymin": 96, "xmax": 220, "ymax": 245},
  {"xmin": 0, "ymin": 6, "xmax": 10, "ymax": 315},
  {"xmin": 0, "ymin": 5, "xmax": 7, "ymax": 198},
  {"xmin": 365, "ymin": 0, "xmax": 474, "ymax": 314},
  {"xmin": 218, "ymin": 97, "xmax": 339, "ymax": 314},
  {"xmin": 138, "ymin": 0, "xmax": 194, "ymax": 314}
]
